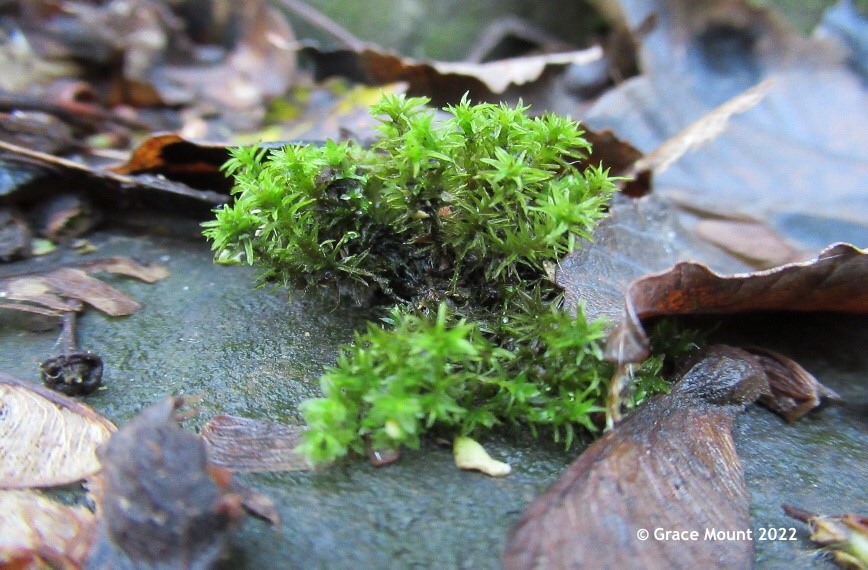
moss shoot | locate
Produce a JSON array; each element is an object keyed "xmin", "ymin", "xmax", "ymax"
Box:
[{"xmin": 204, "ymin": 94, "xmax": 677, "ymax": 464}]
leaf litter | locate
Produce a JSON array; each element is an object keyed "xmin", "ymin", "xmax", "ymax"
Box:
[
  {"xmin": 0, "ymin": 0, "xmax": 865, "ymax": 568},
  {"xmin": 0, "ymin": 389, "xmax": 279, "ymax": 567},
  {"xmin": 0, "ymin": 256, "xmax": 169, "ymax": 319}
]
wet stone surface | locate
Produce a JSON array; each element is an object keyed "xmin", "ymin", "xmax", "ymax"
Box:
[{"xmin": 0, "ymin": 222, "xmax": 863, "ymax": 569}]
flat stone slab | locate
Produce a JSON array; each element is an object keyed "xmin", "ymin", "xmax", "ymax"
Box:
[{"xmin": 0, "ymin": 222, "xmax": 863, "ymax": 568}]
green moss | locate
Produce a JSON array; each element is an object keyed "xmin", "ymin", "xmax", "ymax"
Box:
[{"xmin": 204, "ymin": 94, "xmax": 689, "ymax": 464}]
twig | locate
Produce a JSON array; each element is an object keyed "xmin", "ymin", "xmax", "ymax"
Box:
[
  {"xmin": 465, "ymin": 16, "xmax": 575, "ymax": 62},
  {"xmin": 271, "ymin": 0, "xmax": 366, "ymax": 50},
  {"xmin": 0, "ymin": 92, "xmax": 150, "ymax": 131}
]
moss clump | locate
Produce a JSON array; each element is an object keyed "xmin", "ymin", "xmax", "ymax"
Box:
[{"xmin": 204, "ymin": 94, "xmax": 673, "ymax": 464}]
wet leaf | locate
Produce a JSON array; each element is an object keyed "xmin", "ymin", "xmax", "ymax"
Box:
[
  {"xmin": 87, "ymin": 397, "xmax": 247, "ymax": 570},
  {"xmin": 0, "ymin": 374, "xmax": 116, "ymax": 489},
  {"xmin": 306, "ymin": 45, "xmax": 604, "ymax": 105},
  {"xmin": 585, "ymin": 0, "xmax": 868, "ymax": 248},
  {"xmin": 556, "ymin": 192, "xmax": 751, "ymax": 325},
  {"xmin": 0, "ymin": 489, "xmax": 94, "ymax": 568},
  {"xmin": 504, "ymin": 345, "xmax": 768, "ymax": 570},
  {"xmin": 624, "ymin": 77, "xmax": 775, "ymax": 180},
  {"xmin": 604, "ymin": 243, "xmax": 868, "ymax": 364},
  {"xmin": 202, "ymin": 414, "xmax": 310, "ymax": 473}
]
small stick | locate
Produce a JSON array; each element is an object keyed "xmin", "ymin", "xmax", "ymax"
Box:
[{"xmin": 271, "ymin": 0, "xmax": 366, "ymax": 50}]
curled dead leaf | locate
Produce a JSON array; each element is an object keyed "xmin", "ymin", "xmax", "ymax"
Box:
[
  {"xmin": 0, "ymin": 374, "xmax": 116, "ymax": 489},
  {"xmin": 605, "ymin": 243, "xmax": 868, "ymax": 365},
  {"xmin": 0, "ymin": 139, "xmax": 227, "ymax": 213},
  {"xmin": 504, "ymin": 346, "xmax": 768, "ymax": 570},
  {"xmin": 110, "ymin": 134, "xmax": 234, "ymax": 193},
  {"xmin": 307, "ymin": 45, "xmax": 603, "ymax": 105}
]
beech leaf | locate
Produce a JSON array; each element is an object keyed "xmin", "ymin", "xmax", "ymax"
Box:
[
  {"xmin": 504, "ymin": 346, "xmax": 768, "ymax": 569},
  {"xmin": 604, "ymin": 243, "xmax": 868, "ymax": 364}
]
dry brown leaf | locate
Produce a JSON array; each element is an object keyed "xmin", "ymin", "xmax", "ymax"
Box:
[
  {"xmin": 749, "ymin": 347, "xmax": 841, "ymax": 422},
  {"xmin": 110, "ymin": 133, "xmax": 234, "ymax": 194},
  {"xmin": 1, "ymin": 277, "xmax": 69, "ymax": 312},
  {"xmin": 156, "ymin": 0, "xmax": 297, "ymax": 117},
  {"xmin": 202, "ymin": 415, "xmax": 310, "ymax": 473},
  {"xmin": 308, "ymin": 46, "xmax": 603, "ymax": 105},
  {"xmin": 42, "ymin": 268, "xmax": 141, "ymax": 317},
  {"xmin": 0, "ymin": 257, "xmax": 169, "ymax": 318},
  {"xmin": 0, "ymin": 374, "xmax": 116, "ymax": 489},
  {"xmin": 605, "ymin": 243, "xmax": 868, "ymax": 365},
  {"xmin": 504, "ymin": 346, "xmax": 768, "ymax": 570},
  {"xmin": 0, "ymin": 489, "xmax": 95, "ymax": 568},
  {"xmin": 84, "ymin": 256, "xmax": 170, "ymax": 284}
]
